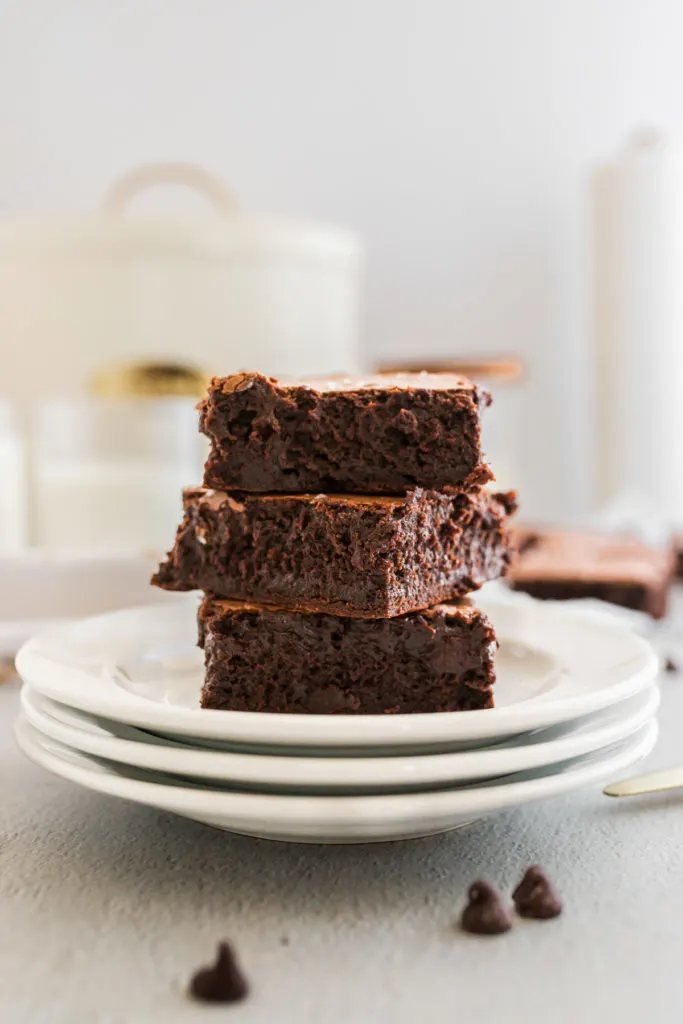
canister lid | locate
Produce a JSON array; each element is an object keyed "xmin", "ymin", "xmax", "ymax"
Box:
[{"xmin": 0, "ymin": 162, "xmax": 360, "ymax": 264}]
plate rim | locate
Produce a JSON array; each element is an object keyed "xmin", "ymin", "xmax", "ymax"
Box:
[
  {"xmin": 13, "ymin": 713, "xmax": 659, "ymax": 833},
  {"xmin": 19, "ymin": 683, "xmax": 661, "ymax": 789},
  {"xmin": 15, "ymin": 596, "xmax": 660, "ymax": 748}
]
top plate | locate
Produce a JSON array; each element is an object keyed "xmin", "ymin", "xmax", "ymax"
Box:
[{"xmin": 15, "ymin": 595, "xmax": 658, "ymax": 751}]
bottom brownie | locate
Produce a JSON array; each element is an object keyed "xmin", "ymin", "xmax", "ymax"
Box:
[{"xmin": 199, "ymin": 597, "xmax": 497, "ymax": 714}]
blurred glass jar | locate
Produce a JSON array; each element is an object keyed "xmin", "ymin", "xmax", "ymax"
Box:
[
  {"xmin": 0, "ymin": 402, "xmax": 27, "ymax": 552},
  {"xmin": 375, "ymin": 357, "xmax": 524, "ymax": 494},
  {"xmin": 32, "ymin": 397, "xmax": 204, "ymax": 552}
]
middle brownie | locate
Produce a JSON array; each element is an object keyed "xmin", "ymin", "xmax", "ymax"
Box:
[{"xmin": 152, "ymin": 487, "xmax": 516, "ymax": 618}]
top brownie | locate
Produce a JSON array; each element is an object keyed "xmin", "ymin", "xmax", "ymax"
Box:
[{"xmin": 200, "ymin": 371, "xmax": 493, "ymax": 494}]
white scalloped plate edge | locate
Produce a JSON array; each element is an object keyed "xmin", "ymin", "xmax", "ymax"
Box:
[
  {"xmin": 19, "ymin": 683, "xmax": 660, "ymax": 791},
  {"xmin": 13, "ymin": 714, "xmax": 659, "ymax": 843}
]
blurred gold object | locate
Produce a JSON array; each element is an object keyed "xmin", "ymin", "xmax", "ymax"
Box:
[
  {"xmin": 91, "ymin": 361, "xmax": 211, "ymax": 398},
  {"xmin": 0, "ymin": 656, "xmax": 16, "ymax": 685}
]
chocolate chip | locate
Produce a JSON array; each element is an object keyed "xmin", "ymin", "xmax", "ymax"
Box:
[
  {"xmin": 665, "ymin": 658, "xmax": 677, "ymax": 673},
  {"xmin": 460, "ymin": 880, "xmax": 512, "ymax": 935},
  {"xmin": 188, "ymin": 942, "xmax": 249, "ymax": 1004},
  {"xmin": 512, "ymin": 866, "xmax": 562, "ymax": 920}
]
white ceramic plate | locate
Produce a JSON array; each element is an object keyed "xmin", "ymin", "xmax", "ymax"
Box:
[
  {"xmin": 15, "ymin": 596, "xmax": 658, "ymax": 751},
  {"xmin": 0, "ymin": 552, "xmax": 178, "ymax": 652},
  {"xmin": 19, "ymin": 684, "xmax": 660, "ymax": 793},
  {"xmin": 14, "ymin": 714, "xmax": 658, "ymax": 843}
]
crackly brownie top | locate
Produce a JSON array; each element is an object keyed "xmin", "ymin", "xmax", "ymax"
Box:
[
  {"xmin": 213, "ymin": 370, "xmax": 484, "ymax": 398},
  {"xmin": 184, "ymin": 487, "xmax": 515, "ymax": 512},
  {"xmin": 201, "ymin": 596, "xmax": 480, "ymax": 622},
  {"xmin": 184, "ymin": 487, "xmax": 407, "ymax": 511}
]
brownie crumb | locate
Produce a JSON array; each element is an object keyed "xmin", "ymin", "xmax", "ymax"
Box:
[
  {"xmin": 665, "ymin": 658, "xmax": 677, "ymax": 673},
  {"xmin": 512, "ymin": 866, "xmax": 563, "ymax": 920},
  {"xmin": 188, "ymin": 942, "xmax": 249, "ymax": 1004},
  {"xmin": 460, "ymin": 880, "xmax": 512, "ymax": 935}
]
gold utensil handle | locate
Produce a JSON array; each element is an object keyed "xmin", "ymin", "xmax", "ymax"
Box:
[{"xmin": 604, "ymin": 766, "xmax": 683, "ymax": 797}]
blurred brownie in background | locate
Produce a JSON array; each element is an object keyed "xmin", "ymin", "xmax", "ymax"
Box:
[
  {"xmin": 508, "ymin": 529, "xmax": 675, "ymax": 619},
  {"xmin": 509, "ymin": 525, "xmax": 539, "ymax": 557},
  {"xmin": 674, "ymin": 535, "xmax": 683, "ymax": 578}
]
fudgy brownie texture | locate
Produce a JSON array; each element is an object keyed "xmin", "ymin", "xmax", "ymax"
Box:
[
  {"xmin": 509, "ymin": 530, "xmax": 675, "ymax": 619},
  {"xmin": 152, "ymin": 487, "xmax": 516, "ymax": 618},
  {"xmin": 199, "ymin": 597, "xmax": 497, "ymax": 714},
  {"xmin": 200, "ymin": 371, "xmax": 493, "ymax": 494}
]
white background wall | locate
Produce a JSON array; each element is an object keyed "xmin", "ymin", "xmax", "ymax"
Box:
[{"xmin": 1, "ymin": 0, "xmax": 683, "ymax": 519}]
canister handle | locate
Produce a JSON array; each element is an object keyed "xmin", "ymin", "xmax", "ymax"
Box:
[{"xmin": 101, "ymin": 162, "xmax": 236, "ymax": 216}]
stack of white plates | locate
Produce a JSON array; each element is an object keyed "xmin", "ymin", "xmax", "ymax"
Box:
[{"xmin": 14, "ymin": 594, "xmax": 660, "ymax": 844}]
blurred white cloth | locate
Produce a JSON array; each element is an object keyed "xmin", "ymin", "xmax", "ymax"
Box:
[{"xmin": 483, "ymin": 579, "xmax": 682, "ymax": 666}]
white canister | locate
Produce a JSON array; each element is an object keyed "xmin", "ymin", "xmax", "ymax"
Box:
[
  {"xmin": 0, "ymin": 402, "xmax": 27, "ymax": 552},
  {"xmin": 0, "ymin": 163, "xmax": 362, "ymax": 411},
  {"xmin": 32, "ymin": 397, "xmax": 205, "ymax": 552},
  {"xmin": 593, "ymin": 132, "xmax": 683, "ymax": 525}
]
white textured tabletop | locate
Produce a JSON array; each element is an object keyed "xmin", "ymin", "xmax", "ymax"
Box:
[{"xmin": 1, "ymin": 665, "xmax": 683, "ymax": 1024}]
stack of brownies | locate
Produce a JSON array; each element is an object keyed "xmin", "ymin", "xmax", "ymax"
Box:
[{"xmin": 153, "ymin": 371, "xmax": 517, "ymax": 714}]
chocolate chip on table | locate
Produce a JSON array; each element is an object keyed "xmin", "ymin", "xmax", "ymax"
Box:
[
  {"xmin": 665, "ymin": 658, "xmax": 678, "ymax": 673},
  {"xmin": 512, "ymin": 866, "xmax": 563, "ymax": 920},
  {"xmin": 460, "ymin": 880, "xmax": 512, "ymax": 935},
  {"xmin": 188, "ymin": 942, "xmax": 249, "ymax": 1004}
]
